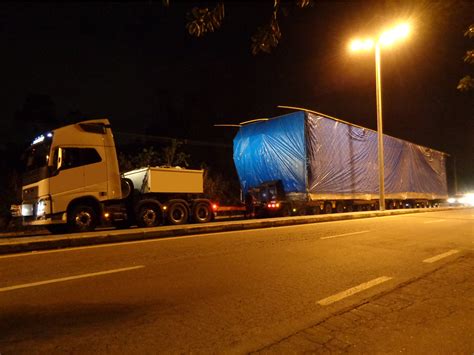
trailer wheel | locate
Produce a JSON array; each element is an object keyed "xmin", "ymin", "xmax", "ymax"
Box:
[
  {"xmin": 311, "ymin": 206, "xmax": 321, "ymax": 215},
  {"xmin": 335, "ymin": 203, "xmax": 344, "ymax": 214},
  {"xmin": 68, "ymin": 204, "xmax": 98, "ymax": 233},
  {"xmin": 324, "ymin": 202, "xmax": 332, "ymax": 214},
  {"xmin": 192, "ymin": 202, "xmax": 212, "ymax": 223},
  {"xmin": 137, "ymin": 203, "xmax": 162, "ymax": 228},
  {"xmin": 168, "ymin": 201, "xmax": 189, "ymax": 225},
  {"xmin": 346, "ymin": 204, "xmax": 354, "ymax": 213}
]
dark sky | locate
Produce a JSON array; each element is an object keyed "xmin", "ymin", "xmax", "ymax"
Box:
[{"xmin": 1, "ymin": 1, "xmax": 473, "ymax": 191}]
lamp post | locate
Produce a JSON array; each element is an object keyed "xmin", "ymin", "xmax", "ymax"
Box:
[{"xmin": 350, "ymin": 23, "xmax": 410, "ymax": 211}]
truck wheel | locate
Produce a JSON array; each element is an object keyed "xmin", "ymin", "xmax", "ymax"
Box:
[
  {"xmin": 346, "ymin": 204, "xmax": 354, "ymax": 212},
  {"xmin": 324, "ymin": 202, "xmax": 332, "ymax": 214},
  {"xmin": 335, "ymin": 203, "xmax": 344, "ymax": 213},
  {"xmin": 168, "ymin": 202, "xmax": 189, "ymax": 225},
  {"xmin": 68, "ymin": 204, "xmax": 97, "ymax": 233},
  {"xmin": 192, "ymin": 202, "xmax": 212, "ymax": 223},
  {"xmin": 137, "ymin": 204, "xmax": 162, "ymax": 228},
  {"xmin": 311, "ymin": 206, "xmax": 321, "ymax": 215}
]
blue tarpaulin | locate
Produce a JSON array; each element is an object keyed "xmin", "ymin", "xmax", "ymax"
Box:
[{"xmin": 233, "ymin": 111, "xmax": 448, "ymax": 200}]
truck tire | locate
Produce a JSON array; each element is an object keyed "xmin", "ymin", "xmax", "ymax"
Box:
[
  {"xmin": 335, "ymin": 202, "xmax": 344, "ymax": 214},
  {"xmin": 192, "ymin": 202, "xmax": 212, "ymax": 223},
  {"xmin": 68, "ymin": 204, "xmax": 98, "ymax": 233},
  {"xmin": 137, "ymin": 203, "xmax": 162, "ymax": 228},
  {"xmin": 167, "ymin": 201, "xmax": 189, "ymax": 225},
  {"xmin": 324, "ymin": 202, "xmax": 332, "ymax": 214}
]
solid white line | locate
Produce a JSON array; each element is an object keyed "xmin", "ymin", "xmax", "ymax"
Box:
[
  {"xmin": 0, "ymin": 265, "xmax": 145, "ymax": 292},
  {"xmin": 423, "ymin": 250, "xmax": 460, "ymax": 263},
  {"xmin": 423, "ymin": 219, "xmax": 446, "ymax": 224},
  {"xmin": 317, "ymin": 276, "xmax": 392, "ymax": 306},
  {"xmin": 320, "ymin": 230, "xmax": 370, "ymax": 240}
]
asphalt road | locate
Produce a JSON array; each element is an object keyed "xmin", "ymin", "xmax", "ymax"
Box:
[{"xmin": 0, "ymin": 209, "xmax": 472, "ymax": 353}]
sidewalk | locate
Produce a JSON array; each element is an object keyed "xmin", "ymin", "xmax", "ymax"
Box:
[{"xmin": 257, "ymin": 253, "xmax": 474, "ymax": 354}]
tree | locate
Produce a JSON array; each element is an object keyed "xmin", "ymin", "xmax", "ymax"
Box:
[
  {"xmin": 457, "ymin": 24, "xmax": 474, "ymax": 91},
  {"xmin": 118, "ymin": 141, "xmax": 190, "ymax": 172},
  {"xmin": 169, "ymin": 0, "xmax": 312, "ymax": 55}
]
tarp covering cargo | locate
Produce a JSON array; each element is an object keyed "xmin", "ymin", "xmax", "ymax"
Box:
[{"xmin": 233, "ymin": 111, "xmax": 448, "ymax": 201}]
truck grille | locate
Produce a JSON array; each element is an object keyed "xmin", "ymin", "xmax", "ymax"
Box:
[{"xmin": 22, "ymin": 186, "xmax": 39, "ymax": 201}]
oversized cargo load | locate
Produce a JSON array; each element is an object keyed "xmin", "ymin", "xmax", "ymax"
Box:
[{"xmin": 233, "ymin": 111, "xmax": 448, "ymax": 209}]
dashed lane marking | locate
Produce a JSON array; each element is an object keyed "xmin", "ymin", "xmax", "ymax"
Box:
[
  {"xmin": 320, "ymin": 230, "xmax": 371, "ymax": 240},
  {"xmin": 423, "ymin": 219, "xmax": 446, "ymax": 224},
  {"xmin": 0, "ymin": 265, "xmax": 144, "ymax": 292},
  {"xmin": 423, "ymin": 250, "xmax": 460, "ymax": 263},
  {"xmin": 317, "ymin": 276, "xmax": 392, "ymax": 306}
]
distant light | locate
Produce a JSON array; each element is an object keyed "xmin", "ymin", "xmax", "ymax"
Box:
[
  {"xmin": 46, "ymin": 132, "xmax": 53, "ymax": 138},
  {"xmin": 447, "ymin": 197, "xmax": 456, "ymax": 204},
  {"xmin": 104, "ymin": 212, "xmax": 110, "ymax": 219},
  {"xmin": 32, "ymin": 134, "xmax": 45, "ymax": 145}
]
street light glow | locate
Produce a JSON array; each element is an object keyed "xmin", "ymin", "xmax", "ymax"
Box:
[
  {"xmin": 350, "ymin": 39, "xmax": 374, "ymax": 51},
  {"xmin": 349, "ymin": 23, "xmax": 410, "ymax": 50},
  {"xmin": 379, "ymin": 23, "xmax": 410, "ymax": 47}
]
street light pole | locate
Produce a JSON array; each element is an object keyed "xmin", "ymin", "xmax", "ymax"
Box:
[
  {"xmin": 350, "ymin": 23, "xmax": 410, "ymax": 211},
  {"xmin": 375, "ymin": 43, "xmax": 385, "ymax": 211}
]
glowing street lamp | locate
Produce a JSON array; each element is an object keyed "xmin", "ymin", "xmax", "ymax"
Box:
[{"xmin": 349, "ymin": 23, "xmax": 410, "ymax": 211}]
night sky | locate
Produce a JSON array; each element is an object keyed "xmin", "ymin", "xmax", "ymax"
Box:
[{"xmin": 1, "ymin": 1, "xmax": 473, "ymax": 192}]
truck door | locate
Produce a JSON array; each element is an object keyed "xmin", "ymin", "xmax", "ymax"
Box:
[{"xmin": 49, "ymin": 147, "xmax": 85, "ymax": 214}]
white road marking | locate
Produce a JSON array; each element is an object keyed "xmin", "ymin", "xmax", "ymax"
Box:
[
  {"xmin": 423, "ymin": 250, "xmax": 460, "ymax": 263},
  {"xmin": 317, "ymin": 276, "xmax": 392, "ymax": 306},
  {"xmin": 0, "ymin": 265, "xmax": 144, "ymax": 292},
  {"xmin": 423, "ymin": 219, "xmax": 446, "ymax": 224},
  {"xmin": 320, "ymin": 230, "xmax": 370, "ymax": 240}
]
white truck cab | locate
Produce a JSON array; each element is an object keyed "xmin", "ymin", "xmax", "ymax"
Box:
[{"xmin": 18, "ymin": 119, "xmax": 214, "ymax": 233}]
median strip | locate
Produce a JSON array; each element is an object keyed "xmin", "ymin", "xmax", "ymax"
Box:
[
  {"xmin": 0, "ymin": 265, "xmax": 145, "ymax": 292},
  {"xmin": 320, "ymin": 230, "xmax": 370, "ymax": 240},
  {"xmin": 317, "ymin": 276, "xmax": 392, "ymax": 306},
  {"xmin": 423, "ymin": 250, "xmax": 460, "ymax": 263}
]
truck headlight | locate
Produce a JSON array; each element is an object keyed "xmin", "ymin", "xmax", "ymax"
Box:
[
  {"xmin": 36, "ymin": 196, "xmax": 51, "ymax": 217},
  {"xmin": 21, "ymin": 204, "xmax": 33, "ymax": 217},
  {"xmin": 37, "ymin": 200, "xmax": 46, "ymax": 216}
]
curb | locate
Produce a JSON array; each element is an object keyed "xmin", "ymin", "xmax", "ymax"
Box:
[{"xmin": 0, "ymin": 207, "xmax": 464, "ymax": 256}]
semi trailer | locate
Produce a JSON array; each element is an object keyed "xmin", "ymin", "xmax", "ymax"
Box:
[
  {"xmin": 17, "ymin": 119, "xmax": 215, "ymax": 233},
  {"xmin": 233, "ymin": 109, "xmax": 448, "ymax": 216}
]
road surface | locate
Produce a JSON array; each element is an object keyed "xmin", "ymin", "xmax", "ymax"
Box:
[{"xmin": 0, "ymin": 209, "xmax": 473, "ymax": 353}]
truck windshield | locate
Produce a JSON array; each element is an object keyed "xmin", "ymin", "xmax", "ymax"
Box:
[{"xmin": 21, "ymin": 136, "xmax": 53, "ymax": 185}]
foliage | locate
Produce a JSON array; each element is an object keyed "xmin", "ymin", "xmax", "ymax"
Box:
[
  {"xmin": 162, "ymin": 139, "xmax": 190, "ymax": 167},
  {"xmin": 181, "ymin": 1, "xmax": 312, "ymax": 55},
  {"xmin": 202, "ymin": 165, "xmax": 241, "ymax": 204},
  {"xmin": 118, "ymin": 141, "xmax": 190, "ymax": 173},
  {"xmin": 457, "ymin": 24, "xmax": 474, "ymax": 92},
  {"xmin": 186, "ymin": 3, "xmax": 225, "ymax": 37}
]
